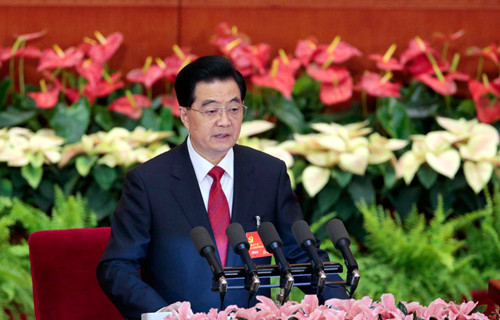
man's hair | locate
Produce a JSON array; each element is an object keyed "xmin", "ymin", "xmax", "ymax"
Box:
[{"xmin": 174, "ymin": 55, "xmax": 246, "ymax": 107}]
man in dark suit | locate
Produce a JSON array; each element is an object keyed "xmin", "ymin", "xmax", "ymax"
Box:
[{"xmin": 97, "ymin": 56, "xmax": 347, "ymax": 320}]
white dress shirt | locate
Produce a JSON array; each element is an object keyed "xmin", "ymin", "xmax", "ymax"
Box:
[{"xmin": 186, "ymin": 136, "xmax": 234, "ymax": 216}]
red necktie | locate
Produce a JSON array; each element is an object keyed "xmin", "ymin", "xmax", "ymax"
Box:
[{"xmin": 207, "ymin": 166, "xmax": 230, "ymax": 267}]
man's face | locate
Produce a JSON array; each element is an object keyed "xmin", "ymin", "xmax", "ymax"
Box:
[{"xmin": 180, "ymin": 79, "xmax": 243, "ymax": 165}]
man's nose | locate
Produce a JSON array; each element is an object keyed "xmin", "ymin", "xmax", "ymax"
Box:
[{"xmin": 217, "ymin": 108, "xmax": 231, "ymax": 125}]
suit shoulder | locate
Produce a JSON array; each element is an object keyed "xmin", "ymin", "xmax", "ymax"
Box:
[{"xmin": 127, "ymin": 143, "xmax": 182, "ymax": 178}]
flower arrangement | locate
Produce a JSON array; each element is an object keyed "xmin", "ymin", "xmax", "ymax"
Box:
[{"xmin": 161, "ymin": 294, "xmax": 489, "ymax": 320}]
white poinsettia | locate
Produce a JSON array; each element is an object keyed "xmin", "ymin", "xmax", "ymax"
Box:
[
  {"xmin": 400, "ymin": 117, "xmax": 500, "ymax": 193},
  {"xmin": 0, "ymin": 127, "xmax": 64, "ymax": 167},
  {"xmin": 60, "ymin": 126, "xmax": 172, "ymax": 173},
  {"xmin": 239, "ymin": 120, "xmax": 275, "ymax": 138}
]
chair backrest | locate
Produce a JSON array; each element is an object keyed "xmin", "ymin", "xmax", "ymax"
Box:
[{"xmin": 28, "ymin": 227, "xmax": 123, "ymax": 320}]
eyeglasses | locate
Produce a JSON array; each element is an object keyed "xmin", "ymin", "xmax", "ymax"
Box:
[{"xmin": 188, "ymin": 104, "xmax": 248, "ymax": 120}]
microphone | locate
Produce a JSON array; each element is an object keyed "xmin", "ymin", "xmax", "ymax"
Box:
[
  {"xmin": 258, "ymin": 222, "xmax": 294, "ymax": 305},
  {"xmin": 226, "ymin": 223, "xmax": 260, "ymax": 293},
  {"xmin": 326, "ymin": 219, "xmax": 360, "ymax": 297},
  {"xmin": 190, "ymin": 226, "xmax": 228, "ymax": 301},
  {"xmin": 291, "ymin": 220, "xmax": 327, "ymax": 295}
]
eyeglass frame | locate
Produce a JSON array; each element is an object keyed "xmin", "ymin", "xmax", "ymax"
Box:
[{"xmin": 184, "ymin": 104, "xmax": 248, "ymax": 120}]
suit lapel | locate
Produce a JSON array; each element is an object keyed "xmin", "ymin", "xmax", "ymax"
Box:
[{"xmin": 170, "ymin": 141, "xmax": 213, "ymax": 236}]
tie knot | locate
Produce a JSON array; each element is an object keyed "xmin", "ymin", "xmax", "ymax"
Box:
[{"xmin": 208, "ymin": 166, "xmax": 225, "ymax": 181}]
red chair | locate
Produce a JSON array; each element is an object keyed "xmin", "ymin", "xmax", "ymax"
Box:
[{"xmin": 28, "ymin": 227, "xmax": 123, "ymax": 320}]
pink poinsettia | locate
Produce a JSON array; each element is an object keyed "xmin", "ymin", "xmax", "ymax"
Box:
[
  {"xmin": 372, "ymin": 294, "xmax": 406, "ymax": 320},
  {"xmin": 295, "ymin": 37, "xmax": 318, "ymax": 67},
  {"xmin": 356, "ymin": 72, "xmax": 401, "ymax": 98},
  {"xmin": 325, "ymin": 296, "xmax": 374, "ymax": 320},
  {"xmin": 37, "ymin": 45, "xmax": 84, "ymax": 71},
  {"xmin": 28, "ymin": 80, "xmax": 60, "ymax": 109},
  {"xmin": 468, "ymin": 78, "xmax": 500, "ymax": 124},
  {"xmin": 88, "ymin": 31, "xmax": 123, "ymax": 64},
  {"xmin": 108, "ymin": 93, "xmax": 150, "ymax": 119},
  {"xmin": 313, "ymin": 37, "xmax": 362, "ymax": 66}
]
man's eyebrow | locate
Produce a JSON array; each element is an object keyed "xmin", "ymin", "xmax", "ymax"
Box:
[{"xmin": 200, "ymin": 97, "xmax": 241, "ymax": 106}]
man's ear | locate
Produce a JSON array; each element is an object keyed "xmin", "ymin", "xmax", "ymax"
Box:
[{"xmin": 179, "ymin": 107, "xmax": 190, "ymax": 130}]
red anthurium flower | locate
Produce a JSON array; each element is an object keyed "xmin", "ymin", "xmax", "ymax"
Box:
[
  {"xmin": 211, "ymin": 22, "xmax": 249, "ymax": 54},
  {"xmin": 15, "ymin": 30, "xmax": 47, "ymax": 42},
  {"xmin": 162, "ymin": 45, "xmax": 198, "ymax": 83},
  {"xmin": 0, "ymin": 46, "xmax": 42, "ymax": 61},
  {"xmin": 251, "ymin": 59, "xmax": 295, "ymax": 99},
  {"xmin": 126, "ymin": 57, "xmax": 164, "ymax": 89},
  {"xmin": 369, "ymin": 54, "xmax": 404, "ymax": 71},
  {"xmin": 319, "ymin": 74, "xmax": 353, "ymax": 105},
  {"xmin": 161, "ymin": 94, "xmax": 181, "ymax": 117},
  {"xmin": 62, "ymin": 87, "xmax": 80, "ymax": 103},
  {"xmin": 275, "ymin": 49, "xmax": 301, "ymax": 76},
  {"xmin": 416, "ymin": 73, "xmax": 457, "ymax": 95},
  {"xmin": 28, "ymin": 80, "xmax": 60, "ymax": 109},
  {"xmin": 228, "ymin": 43, "xmax": 270, "ymax": 77},
  {"xmin": 407, "ymin": 54, "xmax": 449, "ymax": 75},
  {"xmin": 313, "ymin": 36, "xmax": 362, "ymax": 66},
  {"xmin": 469, "ymin": 77, "xmax": 500, "ymax": 124},
  {"xmin": 356, "ymin": 72, "xmax": 401, "ymax": 98},
  {"xmin": 400, "ymin": 37, "xmax": 438, "ymax": 65},
  {"xmin": 108, "ymin": 93, "xmax": 150, "ymax": 119},
  {"xmin": 306, "ymin": 64, "xmax": 350, "ymax": 83},
  {"xmin": 466, "ymin": 45, "xmax": 499, "ymax": 66},
  {"xmin": 38, "ymin": 45, "xmax": 84, "ymax": 71},
  {"xmin": 368, "ymin": 44, "xmax": 403, "ymax": 71},
  {"xmin": 295, "ymin": 38, "xmax": 318, "ymax": 67},
  {"xmin": 88, "ymin": 31, "xmax": 123, "ymax": 64},
  {"xmin": 76, "ymin": 59, "xmax": 103, "ymax": 88},
  {"xmin": 432, "ymin": 30, "xmax": 465, "ymax": 42},
  {"xmin": 86, "ymin": 72, "xmax": 124, "ymax": 99}
]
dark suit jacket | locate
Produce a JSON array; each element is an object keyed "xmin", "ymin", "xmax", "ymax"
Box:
[{"xmin": 97, "ymin": 141, "xmax": 347, "ymax": 319}]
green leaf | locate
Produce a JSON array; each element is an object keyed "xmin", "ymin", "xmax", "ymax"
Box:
[
  {"xmin": 332, "ymin": 169, "xmax": 353, "ymax": 188},
  {"xmin": 401, "ymin": 81, "xmax": 441, "ymax": 119},
  {"xmin": 316, "ymin": 181, "xmax": 342, "ymax": 215},
  {"xmin": 397, "ymin": 302, "xmax": 408, "ymax": 315},
  {"xmin": 382, "ymin": 163, "xmax": 397, "ymax": 189},
  {"xmin": 472, "ymin": 305, "xmax": 487, "ymax": 314},
  {"xmin": 92, "ymin": 165, "xmax": 118, "ymax": 191},
  {"xmin": 75, "ymin": 155, "xmax": 98, "ymax": 177},
  {"xmin": 347, "ymin": 175, "xmax": 375, "ymax": 204},
  {"xmin": 417, "ymin": 164, "xmax": 438, "ymax": 189},
  {"xmin": 159, "ymin": 107, "xmax": 174, "ymax": 131},
  {"xmin": 140, "ymin": 108, "xmax": 159, "ymax": 130},
  {"xmin": 20, "ymin": 165, "xmax": 43, "ymax": 189},
  {"xmin": 94, "ymin": 105, "xmax": 114, "ymax": 131},
  {"xmin": 85, "ymin": 184, "xmax": 118, "ymax": 220},
  {"xmin": 0, "ymin": 178, "xmax": 13, "ymax": 197},
  {"xmin": 0, "ymin": 77, "xmax": 13, "ymax": 107},
  {"xmin": 27, "ymin": 152, "xmax": 44, "ymax": 168},
  {"xmin": 456, "ymin": 99, "xmax": 476, "ymax": 117},
  {"xmin": 0, "ymin": 106, "xmax": 37, "ymax": 127},
  {"xmin": 50, "ymin": 98, "xmax": 90, "ymax": 143},
  {"xmin": 376, "ymin": 98, "xmax": 412, "ymax": 139},
  {"xmin": 273, "ymin": 98, "xmax": 307, "ymax": 134}
]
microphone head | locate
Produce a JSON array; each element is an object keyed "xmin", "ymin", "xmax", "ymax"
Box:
[
  {"xmin": 190, "ymin": 226, "xmax": 215, "ymax": 256},
  {"xmin": 291, "ymin": 220, "xmax": 316, "ymax": 248},
  {"xmin": 327, "ymin": 219, "xmax": 351, "ymax": 249},
  {"xmin": 226, "ymin": 223, "xmax": 250, "ymax": 251},
  {"xmin": 258, "ymin": 222, "xmax": 283, "ymax": 251}
]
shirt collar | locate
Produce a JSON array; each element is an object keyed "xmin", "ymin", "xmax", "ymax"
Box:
[{"xmin": 187, "ymin": 135, "xmax": 234, "ymax": 182}]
